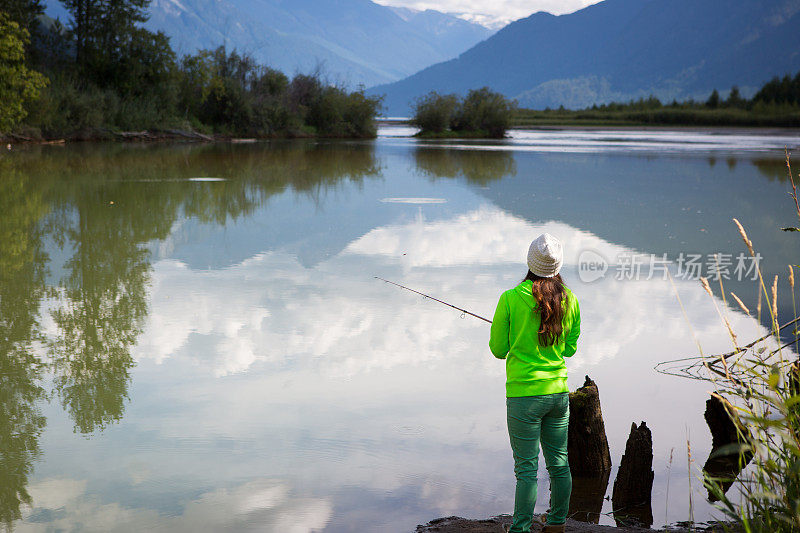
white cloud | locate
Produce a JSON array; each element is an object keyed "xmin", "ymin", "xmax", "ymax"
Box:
[{"xmin": 374, "ymin": 0, "xmax": 603, "ymax": 28}]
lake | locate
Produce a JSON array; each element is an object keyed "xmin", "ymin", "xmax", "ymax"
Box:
[{"xmin": 2, "ymin": 126, "xmax": 800, "ymax": 532}]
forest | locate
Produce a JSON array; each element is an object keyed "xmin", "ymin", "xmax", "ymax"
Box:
[
  {"xmin": 0, "ymin": 0, "xmax": 382, "ymax": 140},
  {"xmin": 514, "ymin": 75, "xmax": 800, "ymax": 128}
]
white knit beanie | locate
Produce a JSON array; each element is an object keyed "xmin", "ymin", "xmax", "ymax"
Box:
[{"xmin": 527, "ymin": 233, "xmax": 563, "ymax": 277}]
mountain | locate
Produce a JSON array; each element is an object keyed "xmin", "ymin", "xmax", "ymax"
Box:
[
  {"xmin": 43, "ymin": 0, "xmax": 493, "ymax": 88},
  {"xmin": 371, "ymin": 0, "xmax": 800, "ymax": 114}
]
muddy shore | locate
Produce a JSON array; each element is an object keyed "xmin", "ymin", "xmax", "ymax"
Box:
[{"xmin": 415, "ymin": 515, "xmax": 736, "ymax": 533}]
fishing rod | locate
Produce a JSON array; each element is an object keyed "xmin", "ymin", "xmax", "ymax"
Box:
[{"xmin": 374, "ymin": 276, "xmax": 491, "ymax": 324}]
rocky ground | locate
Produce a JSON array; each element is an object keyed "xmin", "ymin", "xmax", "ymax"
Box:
[{"xmin": 415, "ymin": 516, "xmax": 736, "ymax": 532}]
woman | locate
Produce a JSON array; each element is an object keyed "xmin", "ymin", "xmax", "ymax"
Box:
[{"xmin": 490, "ymin": 233, "xmax": 581, "ymax": 533}]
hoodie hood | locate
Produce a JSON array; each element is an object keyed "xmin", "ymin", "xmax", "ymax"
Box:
[
  {"xmin": 514, "ymin": 280, "xmax": 537, "ymax": 310},
  {"xmin": 515, "ymin": 280, "xmax": 573, "ymax": 311}
]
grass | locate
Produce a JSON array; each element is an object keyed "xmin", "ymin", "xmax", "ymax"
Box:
[
  {"xmin": 662, "ymin": 152, "xmax": 800, "ymax": 531},
  {"xmin": 512, "ymin": 108, "xmax": 800, "ymax": 128}
]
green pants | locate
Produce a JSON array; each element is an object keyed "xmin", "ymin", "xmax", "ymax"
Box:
[{"xmin": 506, "ymin": 393, "xmax": 571, "ymax": 532}]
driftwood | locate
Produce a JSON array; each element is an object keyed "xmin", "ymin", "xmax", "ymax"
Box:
[
  {"xmin": 702, "ymin": 393, "xmax": 753, "ymax": 501},
  {"xmin": 163, "ymin": 129, "xmax": 214, "ymax": 141},
  {"xmin": 612, "ymin": 422, "xmax": 654, "ymax": 528},
  {"xmin": 112, "ymin": 130, "xmax": 153, "ymax": 140},
  {"xmin": 110, "ymin": 129, "xmax": 214, "ymax": 142},
  {"xmin": 568, "ymin": 376, "xmax": 612, "ymax": 476},
  {"xmin": 8, "ymin": 132, "xmax": 34, "ymax": 142}
]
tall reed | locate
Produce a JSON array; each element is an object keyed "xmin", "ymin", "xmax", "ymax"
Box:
[{"xmin": 689, "ymin": 154, "xmax": 800, "ymax": 532}]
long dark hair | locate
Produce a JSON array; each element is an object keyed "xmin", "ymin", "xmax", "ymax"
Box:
[{"xmin": 523, "ymin": 270, "xmax": 568, "ymax": 346}]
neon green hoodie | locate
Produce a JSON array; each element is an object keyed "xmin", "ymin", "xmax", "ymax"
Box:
[{"xmin": 489, "ymin": 280, "xmax": 580, "ymax": 397}]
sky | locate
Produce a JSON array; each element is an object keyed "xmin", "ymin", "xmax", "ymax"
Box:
[{"xmin": 373, "ymin": 0, "xmax": 603, "ymax": 28}]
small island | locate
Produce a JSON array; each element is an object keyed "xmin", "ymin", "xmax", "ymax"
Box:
[{"xmin": 409, "ymin": 88, "xmax": 516, "ymax": 139}]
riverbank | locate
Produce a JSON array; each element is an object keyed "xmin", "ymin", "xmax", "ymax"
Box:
[
  {"xmin": 0, "ymin": 127, "xmax": 377, "ymax": 145},
  {"xmin": 512, "ymin": 107, "xmax": 800, "ymax": 128},
  {"xmin": 415, "ymin": 516, "xmax": 738, "ymax": 532},
  {"xmin": 383, "ymin": 118, "xmax": 800, "ymax": 133}
]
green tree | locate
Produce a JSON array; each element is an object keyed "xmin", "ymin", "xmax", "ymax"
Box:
[
  {"xmin": 706, "ymin": 88, "xmax": 720, "ymax": 109},
  {"xmin": 451, "ymin": 87, "xmax": 515, "ymax": 138},
  {"xmin": 306, "ymin": 85, "xmax": 380, "ymax": 137},
  {"xmin": 0, "ymin": 0, "xmax": 43, "ymax": 36},
  {"xmin": 60, "ymin": 0, "xmax": 149, "ymax": 79},
  {"xmin": 113, "ymin": 28, "xmax": 177, "ymax": 102},
  {"xmin": 411, "ymin": 91, "xmax": 459, "ymax": 134},
  {"xmin": 754, "ymin": 73, "xmax": 800, "ymax": 106},
  {"xmin": 726, "ymin": 86, "xmax": 744, "ymax": 108},
  {"xmin": 0, "ymin": 13, "xmax": 47, "ymax": 133}
]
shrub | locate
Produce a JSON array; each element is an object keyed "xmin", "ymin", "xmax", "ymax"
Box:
[
  {"xmin": 306, "ymin": 86, "xmax": 380, "ymax": 137},
  {"xmin": 342, "ymin": 90, "xmax": 381, "ymax": 138},
  {"xmin": 25, "ymin": 74, "xmax": 118, "ymax": 135},
  {"xmin": 411, "ymin": 92, "xmax": 459, "ymax": 133},
  {"xmin": 411, "ymin": 88, "xmax": 515, "ymax": 138},
  {"xmin": 451, "ymin": 87, "xmax": 515, "ymax": 138}
]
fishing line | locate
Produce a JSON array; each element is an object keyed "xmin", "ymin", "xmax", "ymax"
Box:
[{"xmin": 374, "ymin": 276, "xmax": 491, "ymax": 324}]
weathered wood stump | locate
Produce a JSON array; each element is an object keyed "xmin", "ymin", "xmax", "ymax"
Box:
[
  {"xmin": 612, "ymin": 421, "xmax": 654, "ymax": 528},
  {"xmin": 568, "ymin": 375, "xmax": 612, "ymax": 476},
  {"xmin": 567, "ymin": 376, "xmax": 613, "ymax": 523},
  {"xmin": 702, "ymin": 393, "xmax": 753, "ymax": 501},
  {"xmin": 705, "ymin": 393, "xmax": 750, "ymax": 448}
]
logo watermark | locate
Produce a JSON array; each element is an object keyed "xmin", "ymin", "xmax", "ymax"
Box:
[
  {"xmin": 576, "ymin": 251, "xmax": 762, "ymax": 283},
  {"xmin": 577, "ymin": 250, "xmax": 608, "ymax": 283}
]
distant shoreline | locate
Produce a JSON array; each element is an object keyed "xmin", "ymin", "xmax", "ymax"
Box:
[
  {"xmin": 379, "ymin": 118, "xmax": 800, "ymax": 134},
  {"xmin": 0, "ymin": 128, "xmax": 378, "ymax": 146},
  {"xmin": 5, "ymin": 123, "xmax": 800, "ymax": 147},
  {"xmin": 512, "ymin": 107, "xmax": 800, "ymax": 129},
  {"xmin": 508, "ymin": 124, "xmax": 800, "ymax": 135}
]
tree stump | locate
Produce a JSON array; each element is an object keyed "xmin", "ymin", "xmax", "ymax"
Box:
[
  {"xmin": 702, "ymin": 393, "xmax": 753, "ymax": 501},
  {"xmin": 568, "ymin": 375, "xmax": 612, "ymax": 476},
  {"xmin": 612, "ymin": 421, "xmax": 654, "ymax": 528}
]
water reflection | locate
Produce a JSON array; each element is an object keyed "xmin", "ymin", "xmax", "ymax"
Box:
[
  {"xmin": 468, "ymin": 151, "xmax": 800, "ymax": 332},
  {"xmin": 568, "ymin": 474, "xmax": 610, "ymax": 524},
  {"xmin": 19, "ymin": 477, "xmax": 331, "ymax": 532},
  {"xmin": 613, "ymin": 504, "xmax": 653, "ymax": 529},
  {"xmin": 1, "ymin": 137, "xmax": 798, "ymax": 531},
  {"xmin": 0, "ymin": 162, "xmax": 48, "ymax": 526},
  {"xmin": 0, "ymin": 142, "xmax": 380, "ymax": 530},
  {"xmin": 47, "ymin": 179, "xmax": 156, "ymax": 434},
  {"xmin": 414, "ymin": 146, "xmax": 516, "ymax": 185},
  {"xmin": 752, "ymin": 157, "xmax": 792, "ymax": 183}
]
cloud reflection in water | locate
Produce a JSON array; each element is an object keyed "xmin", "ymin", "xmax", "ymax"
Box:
[
  {"xmin": 17, "ymin": 478, "xmax": 331, "ymax": 533},
  {"xmin": 19, "ymin": 139, "xmax": 793, "ymax": 531},
  {"xmin": 92, "ymin": 203, "xmax": 780, "ymax": 529}
]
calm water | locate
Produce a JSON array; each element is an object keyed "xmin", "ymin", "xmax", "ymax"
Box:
[{"xmin": 2, "ymin": 127, "xmax": 800, "ymax": 532}]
